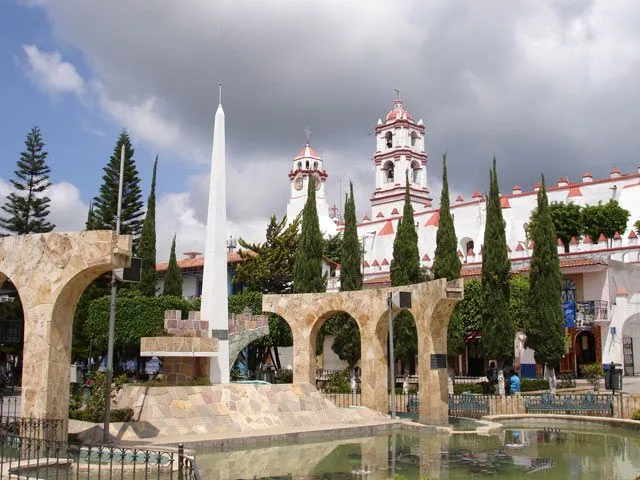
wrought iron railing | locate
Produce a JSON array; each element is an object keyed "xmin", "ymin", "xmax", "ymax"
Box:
[
  {"xmin": 575, "ymin": 300, "xmax": 608, "ymax": 327},
  {"xmin": 0, "ymin": 417, "xmax": 201, "ymax": 479}
]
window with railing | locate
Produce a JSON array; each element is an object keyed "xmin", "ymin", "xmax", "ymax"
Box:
[{"xmin": 575, "ymin": 300, "xmax": 608, "ymax": 327}]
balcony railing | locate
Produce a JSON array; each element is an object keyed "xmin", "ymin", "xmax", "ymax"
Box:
[{"xmin": 575, "ymin": 300, "xmax": 608, "ymax": 327}]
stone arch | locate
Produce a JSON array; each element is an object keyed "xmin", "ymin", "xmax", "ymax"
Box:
[
  {"xmin": 228, "ymin": 324, "xmax": 270, "ymax": 372},
  {"xmin": 262, "ymin": 278, "xmax": 463, "ymax": 425},
  {"xmin": 0, "ymin": 231, "xmax": 131, "ymax": 429},
  {"xmin": 312, "ymin": 309, "xmax": 363, "ymax": 376}
]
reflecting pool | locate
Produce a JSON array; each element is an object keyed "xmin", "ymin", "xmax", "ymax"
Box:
[{"xmin": 195, "ymin": 426, "xmax": 640, "ymax": 479}]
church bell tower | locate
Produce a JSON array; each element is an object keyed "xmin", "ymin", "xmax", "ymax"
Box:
[{"xmin": 370, "ymin": 94, "xmax": 431, "ymax": 218}]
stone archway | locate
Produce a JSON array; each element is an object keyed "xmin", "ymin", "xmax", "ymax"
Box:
[
  {"xmin": 262, "ymin": 278, "xmax": 463, "ymax": 425},
  {"xmin": 0, "ymin": 231, "xmax": 131, "ymax": 426}
]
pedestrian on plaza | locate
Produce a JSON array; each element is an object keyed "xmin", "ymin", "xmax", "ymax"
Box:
[{"xmin": 509, "ymin": 370, "xmax": 521, "ymax": 395}]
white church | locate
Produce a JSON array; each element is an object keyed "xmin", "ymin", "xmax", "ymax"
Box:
[{"xmin": 285, "ymin": 95, "xmax": 640, "ymax": 379}]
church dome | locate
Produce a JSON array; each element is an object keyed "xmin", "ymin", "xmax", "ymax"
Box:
[
  {"xmin": 386, "ymin": 99, "xmax": 413, "ymax": 122},
  {"xmin": 294, "ymin": 143, "xmax": 322, "ymax": 160}
]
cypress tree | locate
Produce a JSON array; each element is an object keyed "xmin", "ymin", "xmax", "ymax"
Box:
[
  {"xmin": 91, "ymin": 130, "xmax": 144, "ymax": 249},
  {"xmin": 0, "ymin": 126, "xmax": 55, "ymax": 234},
  {"xmin": 390, "ymin": 171, "xmax": 423, "ymax": 286},
  {"xmin": 432, "ymin": 153, "xmax": 461, "ymax": 281},
  {"xmin": 137, "ymin": 156, "xmax": 158, "ymax": 297},
  {"xmin": 481, "ymin": 158, "xmax": 513, "ymax": 365},
  {"xmin": 525, "ymin": 175, "xmax": 564, "ymax": 389},
  {"xmin": 85, "ymin": 203, "xmax": 96, "ymax": 230},
  {"xmin": 293, "ymin": 176, "xmax": 326, "ymax": 293},
  {"xmin": 162, "ymin": 234, "xmax": 183, "ymax": 297},
  {"xmin": 340, "ymin": 182, "xmax": 362, "ymax": 291}
]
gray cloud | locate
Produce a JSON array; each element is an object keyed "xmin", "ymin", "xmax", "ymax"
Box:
[{"xmin": 31, "ymin": 0, "xmax": 640, "ymax": 225}]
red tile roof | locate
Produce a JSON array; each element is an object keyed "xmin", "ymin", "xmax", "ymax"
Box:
[
  {"xmin": 500, "ymin": 197, "xmax": 511, "ymax": 208},
  {"xmin": 156, "ymin": 250, "xmax": 254, "ymax": 272},
  {"xmin": 567, "ymin": 186, "xmax": 582, "ymax": 197},
  {"xmin": 424, "ymin": 211, "xmax": 440, "ymax": 227}
]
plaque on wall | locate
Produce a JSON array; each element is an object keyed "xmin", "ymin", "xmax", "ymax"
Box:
[{"xmin": 430, "ymin": 354, "xmax": 447, "ymax": 369}]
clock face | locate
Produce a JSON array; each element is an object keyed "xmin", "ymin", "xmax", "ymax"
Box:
[{"xmin": 294, "ymin": 176, "xmax": 304, "ymax": 191}]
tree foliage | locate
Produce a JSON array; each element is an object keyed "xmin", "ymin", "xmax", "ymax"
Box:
[
  {"xmin": 293, "ymin": 176, "xmax": 326, "ymax": 293},
  {"xmin": 433, "ymin": 153, "xmax": 461, "ymax": 281},
  {"xmin": 394, "ymin": 310, "xmax": 418, "ymax": 366},
  {"xmin": 341, "ymin": 182, "xmax": 363, "ymax": 291},
  {"xmin": 0, "ymin": 126, "xmax": 55, "ymax": 234},
  {"xmin": 162, "ymin": 234, "xmax": 183, "ymax": 297},
  {"xmin": 391, "ymin": 171, "xmax": 423, "ymax": 286},
  {"xmin": 138, "ymin": 156, "xmax": 158, "ymax": 297},
  {"xmin": 235, "ymin": 215, "xmax": 301, "ymax": 294},
  {"xmin": 582, "ymin": 200, "xmax": 630, "ymax": 243},
  {"xmin": 90, "ymin": 130, "xmax": 144, "ymax": 249},
  {"xmin": 86, "ymin": 294, "xmax": 196, "ymax": 350},
  {"xmin": 525, "ymin": 176, "xmax": 565, "ymax": 367},
  {"xmin": 529, "ymin": 201, "xmax": 583, "ymax": 251},
  {"xmin": 481, "ymin": 159, "xmax": 513, "ymax": 364},
  {"xmin": 330, "ymin": 314, "xmax": 361, "ymax": 370}
]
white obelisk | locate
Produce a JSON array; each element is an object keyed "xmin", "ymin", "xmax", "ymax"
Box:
[{"xmin": 201, "ymin": 83, "xmax": 230, "ymax": 383}]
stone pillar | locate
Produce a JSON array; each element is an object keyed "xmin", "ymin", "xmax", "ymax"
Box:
[
  {"xmin": 292, "ymin": 327, "xmax": 315, "ymax": 384},
  {"xmin": 360, "ymin": 322, "xmax": 388, "ymax": 414}
]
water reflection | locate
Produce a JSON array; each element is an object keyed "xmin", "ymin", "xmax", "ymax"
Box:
[{"xmin": 194, "ymin": 427, "xmax": 640, "ymax": 479}]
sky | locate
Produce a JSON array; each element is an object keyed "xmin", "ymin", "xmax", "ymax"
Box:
[{"xmin": 1, "ymin": 0, "xmax": 640, "ymax": 261}]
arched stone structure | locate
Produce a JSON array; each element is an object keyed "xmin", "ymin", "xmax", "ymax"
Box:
[
  {"xmin": 0, "ymin": 231, "xmax": 131, "ymax": 424},
  {"xmin": 262, "ymin": 278, "xmax": 463, "ymax": 425}
]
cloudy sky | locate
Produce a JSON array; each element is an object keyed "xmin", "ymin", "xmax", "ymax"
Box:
[{"xmin": 2, "ymin": 0, "xmax": 640, "ymax": 260}]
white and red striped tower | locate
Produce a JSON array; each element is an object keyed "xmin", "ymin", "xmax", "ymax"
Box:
[{"xmin": 370, "ymin": 93, "xmax": 431, "ymax": 218}]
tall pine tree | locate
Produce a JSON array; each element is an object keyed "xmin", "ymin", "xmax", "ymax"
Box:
[
  {"xmin": 137, "ymin": 156, "xmax": 158, "ymax": 297},
  {"xmin": 390, "ymin": 171, "xmax": 423, "ymax": 286},
  {"xmin": 162, "ymin": 234, "xmax": 183, "ymax": 297},
  {"xmin": 0, "ymin": 126, "xmax": 55, "ymax": 234},
  {"xmin": 293, "ymin": 176, "xmax": 326, "ymax": 293},
  {"xmin": 340, "ymin": 182, "xmax": 362, "ymax": 291},
  {"xmin": 481, "ymin": 158, "xmax": 513, "ymax": 365},
  {"xmin": 525, "ymin": 175, "xmax": 564, "ymax": 390},
  {"xmin": 432, "ymin": 153, "xmax": 461, "ymax": 281},
  {"xmin": 91, "ymin": 130, "xmax": 144, "ymax": 249}
]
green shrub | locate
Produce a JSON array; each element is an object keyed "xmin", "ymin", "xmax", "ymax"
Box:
[
  {"xmin": 520, "ymin": 379, "xmax": 550, "ymax": 392},
  {"xmin": 325, "ymin": 369, "xmax": 351, "ymax": 393},
  {"xmin": 632, "ymin": 410, "xmax": 640, "ymax": 421},
  {"xmin": 86, "ymin": 295, "xmax": 197, "ymax": 350},
  {"xmin": 580, "ymin": 363, "xmax": 604, "ymax": 391},
  {"xmin": 69, "ymin": 372, "xmax": 130, "ymax": 423},
  {"xmin": 143, "ymin": 376, "xmax": 211, "ymax": 387},
  {"xmin": 453, "ymin": 383, "xmax": 483, "ymax": 395},
  {"xmin": 275, "ymin": 369, "xmax": 293, "ymax": 384}
]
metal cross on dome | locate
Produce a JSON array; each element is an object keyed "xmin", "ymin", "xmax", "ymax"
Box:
[
  {"xmin": 305, "ymin": 126, "xmax": 311, "ymax": 144},
  {"xmin": 394, "ymin": 88, "xmax": 401, "ymax": 100}
]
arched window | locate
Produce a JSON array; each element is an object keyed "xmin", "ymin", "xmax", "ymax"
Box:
[
  {"xmin": 410, "ymin": 131, "xmax": 418, "ymax": 147},
  {"xmin": 385, "ymin": 131, "xmax": 393, "ymax": 149},
  {"xmin": 313, "ymin": 161, "xmax": 318, "ymax": 170},
  {"xmin": 305, "ymin": 160, "xmax": 309, "ymax": 169},
  {"xmin": 561, "ymin": 279, "xmax": 577, "ymax": 303},
  {"xmin": 466, "ymin": 240, "xmax": 474, "ymax": 254},
  {"xmin": 411, "ymin": 161, "xmax": 420, "ymax": 183},
  {"xmin": 297, "ymin": 161, "xmax": 302, "ymax": 170},
  {"xmin": 383, "ymin": 161, "xmax": 394, "ymax": 183}
]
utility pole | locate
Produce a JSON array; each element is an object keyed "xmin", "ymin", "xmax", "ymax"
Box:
[{"xmin": 103, "ymin": 144, "xmax": 125, "ymax": 443}]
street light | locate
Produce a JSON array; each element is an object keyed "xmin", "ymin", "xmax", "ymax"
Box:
[{"xmin": 103, "ymin": 144, "xmax": 125, "ymax": 443}]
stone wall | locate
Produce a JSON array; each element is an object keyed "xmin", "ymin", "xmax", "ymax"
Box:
[{"xmin": 162, "ymin": 357, "xmax": 209, "ymax": 384}]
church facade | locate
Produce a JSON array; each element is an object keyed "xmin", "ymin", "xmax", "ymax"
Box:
[{"xmin": 285, "ymin": 96, "xmax": 640, "ymax": 378}]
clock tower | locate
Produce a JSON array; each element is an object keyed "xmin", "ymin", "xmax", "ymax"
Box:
[{"xmin": 286, "ymin": 141, "xmax": 337, "ymax": 236}]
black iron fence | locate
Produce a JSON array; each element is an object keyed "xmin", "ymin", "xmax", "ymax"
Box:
[{"xmin": 0, "ymin": 417, "xmax": 201, "ymax": 479}]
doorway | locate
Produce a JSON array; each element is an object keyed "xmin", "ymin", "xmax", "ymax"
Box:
[{"xmin": 575, "ymin": 331, "xmax": 596, "ymax": 375}]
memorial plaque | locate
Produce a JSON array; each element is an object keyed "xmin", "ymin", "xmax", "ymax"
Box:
[{"xmin": 430, "ymin": 354, "xmax": 447, "ymax": 369}]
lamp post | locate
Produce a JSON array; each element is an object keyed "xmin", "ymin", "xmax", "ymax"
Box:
[{"xmin": 103, "ymin": 144, "xmax": 125, "ymax": 443}]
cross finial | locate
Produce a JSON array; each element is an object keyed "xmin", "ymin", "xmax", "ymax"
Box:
[
  {"xmin": 218, "ymin": 82, "xmax": 223, "ymax": 105},
  {"xmin": 304, "ymin": 126, "xmax": 311, "ymax": 144},
  {"xmin": 394, "ymin": 88, "xmax": 401, "ymax": 100}
]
